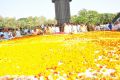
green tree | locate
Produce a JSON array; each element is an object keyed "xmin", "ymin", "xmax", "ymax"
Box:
[
  {"xmin": 33, "ymin": 16, "xmax": 41, "ymax": 27},
  {"xmin": 17, "ymin": 18, "xmax": 28, "ymax": 28},
  {"xmin": 99, "ymin": 13, "xmax": 116, "ymax": 24},
  {"xmin": 0, "ymin": 16, "xmax": 4, "ymax": 27},
  {"xmin": 46, "ymin": 19, "xmax": 57, "ymax": 24},
  {"xmin": 71, "ymin": 9, "xmax": 116, "ymax": 25},
  {"xmin": 39, "ymin": 16, "xmax": 47, "ymax": 25},
  {"xmin": 70, "ymin": 15, "xmax": 79, "ymax": 23},
  {"xmin": 78, "ymin": 9, "xmax": 88, "ymax": 23},
  {"xmin": 86, "ymin": 10, "xmax": 100, "ymax": 24},
  {"xmin": 1, "ymin": 17, "xmax": 16, "ymax": 28}
]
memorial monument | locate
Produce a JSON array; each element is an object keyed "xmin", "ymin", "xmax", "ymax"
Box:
[{"xmin": 52, "ymin": 0, "xmax": 72, "ymax": 25}]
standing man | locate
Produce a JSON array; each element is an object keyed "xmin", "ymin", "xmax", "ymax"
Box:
[{"xmin": 108, "ymin": 22, "xmax": 112, "ymax": 30}]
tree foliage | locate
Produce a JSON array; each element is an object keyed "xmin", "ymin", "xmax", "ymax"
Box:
[
  {"xmin": 0, "ymin": 16, "xmax": 56, "ymax": 28},
  {"xmin": 71, "ymin": 9, "xmax": 116, "ymax": 25},
  {"xmin": 0, "ymin": 9, "xmax": 117, "ymax": 28}
]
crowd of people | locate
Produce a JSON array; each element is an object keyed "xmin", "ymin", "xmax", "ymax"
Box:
[
  {"xmin": 94, "ymin": 21, "xmax": 120, "ymax": 31},
  {"xmin": 0, "ymin": 21, "xmax": 120, "ymax": 40},
  {"xmin": 64, "ymin": 21, "xmax": 120, "ymax": 33},
  {"xmin": 0, "ymin": 28, "xmax": 22, "ymax": 40}
]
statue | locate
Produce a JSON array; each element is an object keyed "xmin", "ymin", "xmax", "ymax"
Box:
[{"xmin": 52, "ymin": 0, "xmax": 72, "ymax": 25}]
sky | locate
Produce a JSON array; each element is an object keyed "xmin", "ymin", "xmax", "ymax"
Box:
[{"xmin": 0, "ymin": 0, "xmax": 120, "ymax": 19}]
